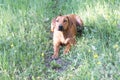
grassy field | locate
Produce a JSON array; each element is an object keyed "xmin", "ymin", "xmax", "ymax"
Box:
[{"xmin": 0, "ymin": 0, "xmax": 120, "ymax": 80}]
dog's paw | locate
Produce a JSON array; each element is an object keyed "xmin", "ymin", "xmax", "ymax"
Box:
[
  {"xmin": 64, "ymin": 38, "xmax": 70, "ymax": 44},
  {"xmin": 52, "ymin": 55, "xmax": 58, "ymax": 59},
  {"xmin": 63, "ymin": 50, "xmax": 69, "ymax": 55}
]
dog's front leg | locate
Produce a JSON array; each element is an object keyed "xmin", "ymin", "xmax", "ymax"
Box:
[
  {"xmin": 63, "ymin": 43, "xmax": 71, "ymax": 54},
  {"xmin": 63, "ymin": 38, "xmax": 76, "ymax": 54},
  {"xmin": 52, "ymin": 43, "xmax": 60, "ymax": 59}
]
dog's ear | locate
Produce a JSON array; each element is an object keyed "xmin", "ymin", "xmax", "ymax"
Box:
[
  {"xmin": 66, "ymin": 16, "xmax": 73, "ymax": 27},
  {"xmin": 51, "ymin": 18, "xmax": 56, "ymax": 32}
]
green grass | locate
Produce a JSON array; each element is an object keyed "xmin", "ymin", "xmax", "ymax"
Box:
[{"xmin": 0, "ymin": 0, "xmax": 120, "ymax": 80}]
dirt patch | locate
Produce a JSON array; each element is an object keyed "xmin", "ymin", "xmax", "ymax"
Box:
[{"xmin": 44, "ymin": 53, "xmax": 70, "ymax": 72}]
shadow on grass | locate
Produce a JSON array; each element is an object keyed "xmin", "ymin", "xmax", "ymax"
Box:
[{"xmin": 44, "ymin": 53, "xmax": 71, "ymax": 72}]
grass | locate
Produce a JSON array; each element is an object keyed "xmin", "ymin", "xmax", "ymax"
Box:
[{"xmin": 0, "ymin": 0, "xmax": 120, "ymax": 80}]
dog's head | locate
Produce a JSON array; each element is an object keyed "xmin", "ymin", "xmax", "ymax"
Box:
[{"xmin": 51, "ymin": 15, "xmax": 72, "ymax": 32}]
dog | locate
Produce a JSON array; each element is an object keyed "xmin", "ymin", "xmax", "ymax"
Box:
[{"xmin": 51, "ymin": 14, "xmax": 83, "ymax": 59}]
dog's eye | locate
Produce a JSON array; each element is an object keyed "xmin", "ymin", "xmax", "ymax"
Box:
[{"xmin": 64, "ymin": 20, "xmax": 67, "ymax": 22}]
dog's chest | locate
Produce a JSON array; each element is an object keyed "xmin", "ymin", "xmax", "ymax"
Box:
[{"xmin": 53, "ymin": 31, "xmax": 68, "ymax": 43}]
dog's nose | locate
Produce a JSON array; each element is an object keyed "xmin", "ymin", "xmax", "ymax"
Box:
[{"xmin": 58, "ymin": 25, "xmax": 63, "ymax": 31}]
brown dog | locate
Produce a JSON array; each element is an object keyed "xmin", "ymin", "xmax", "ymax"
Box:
[{"xmin": 51, "ymin": 14, "xmax": 83, "ymax": 59}]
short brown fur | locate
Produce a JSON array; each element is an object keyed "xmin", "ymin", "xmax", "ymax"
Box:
[{"xmin": 51, "ymin": 14, "xmax": 83, "ymax": 59}]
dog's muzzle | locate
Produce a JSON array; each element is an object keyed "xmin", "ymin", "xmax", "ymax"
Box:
[{"xmin": 58, "ymin": 25, "xmax": 63, "ymax": 31}]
